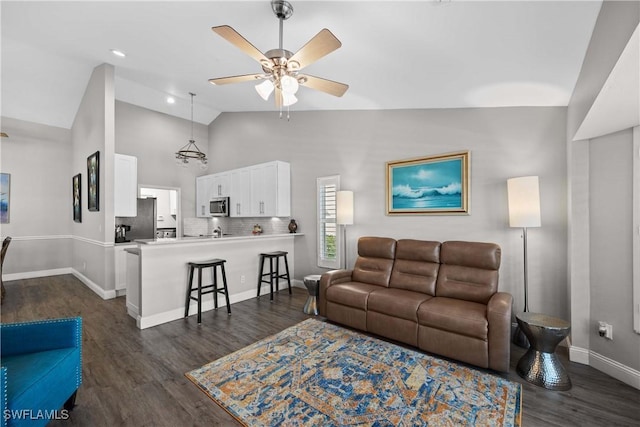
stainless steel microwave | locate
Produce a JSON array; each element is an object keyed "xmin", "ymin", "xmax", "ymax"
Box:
[{"xmin": 209, "ymin": 197, "xmax": 230, "ymax": 217}]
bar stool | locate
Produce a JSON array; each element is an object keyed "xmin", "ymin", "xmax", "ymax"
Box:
[
  {"xmin": 184, "ymin": 258, "xmax": 231, "ymax": 323},
  {"xmin": 257, "ymin": 251, "xmax": 291, "ymax": 301}
]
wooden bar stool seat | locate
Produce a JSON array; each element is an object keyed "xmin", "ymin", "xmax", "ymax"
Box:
[
  {"xmin": 257, "ymin": 251, "xmax": 291, "ymax": 301},
  {"xmin": 184, "ymin": 258, "xmax": 231, "ymax": 323}
]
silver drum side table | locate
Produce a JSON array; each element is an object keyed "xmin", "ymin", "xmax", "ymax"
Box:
[
  {"xmin": 303, "ymin": 274, "xmax": 321, "ymax": 315},
  {"xmin": 516, "ymin": 312, "xmax": 572, "ymax": 390}
]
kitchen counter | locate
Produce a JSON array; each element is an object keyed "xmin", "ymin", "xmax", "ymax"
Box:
[
  {"xmin": 125, "ymin": 233, "xmax": 303, "ymax": 329},
  {"xmin": 135, "ymin": 233, "xmax": 302, "ymax": 245}
]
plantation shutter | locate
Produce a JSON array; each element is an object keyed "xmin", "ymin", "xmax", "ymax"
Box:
[{"xmin": 317, "ymin": 175, "xmax": 341, "ymax": 269}]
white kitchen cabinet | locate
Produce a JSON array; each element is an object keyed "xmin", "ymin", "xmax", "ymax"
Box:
[
  {"xmin": 114, "ymin": 154, "xmax": 137, "ymax": 217},
  {"xmin": 196, "ymin": 175, "xmax": 214, "ymax": 217},
  {"xmin": 115, "ymin": 243, "xmax": 136, "ymax": 293},
  {"xmin": 195, "ymin": 161, "xmax": 290, "ymax": 218},
  {"xmin": 230, "ymin": 167, "xmax": 251, "ymax": 217},
  {"xmin": 211, "ymin": 172, "xmax": 230, "ymax": 197},
  {"xmin": 249, "ymin": 161, "xmax": 290, "ymax": 217}
]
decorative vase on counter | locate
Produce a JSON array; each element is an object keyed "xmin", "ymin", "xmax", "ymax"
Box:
[{"xmin": 288, "ymin": 219, "xmax": 298, "ymax": 233}]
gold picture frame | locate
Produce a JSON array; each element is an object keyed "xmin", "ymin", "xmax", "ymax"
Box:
[{"xmin": 386, "ymin": 151, "xmax": 470, "ymax": 215}]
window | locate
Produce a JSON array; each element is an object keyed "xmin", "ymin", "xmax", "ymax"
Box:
[{"xmin": 317, "ymin": 175, "xmax": 340, "ymax": 269}]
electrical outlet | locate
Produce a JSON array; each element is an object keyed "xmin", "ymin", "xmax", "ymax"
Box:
[
  {"xmin": 240, "ymin": 275, "xmax": 245, "ymax": 284},
  {"xmin": 598, "ymin": 321, "xmax": 613, "ymax": 340}
]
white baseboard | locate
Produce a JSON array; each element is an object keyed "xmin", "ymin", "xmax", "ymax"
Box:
[
  {"xmin": 590, "ymin": 351, "xmax": 640, "ymax": 390},
  {"xmin": 3, "ymin": 268, "xmax": 117, "ymax": 301},
  {"xmin": 71, "ymin": 269, "xmax": 117, "ymax": 300},
  {"xmin": 3, "ymin": 268, "xmax": 72, "ymax": 281},
  {"xmin": 570, "ymin": 345, "xmax": 639, "ymax": 390},
  {"xmin": 138, "ymin": 288, "xmax": 270, "ymax": 329},
  {"xmin": 569, "ymin": 345, "xmax": 590, "ymax": 365}
]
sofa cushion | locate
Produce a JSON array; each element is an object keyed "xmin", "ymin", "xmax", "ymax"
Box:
[
  {"xmin": 325, "ymin": 282, "xmax": 382, "ymax": 310},
  {"xmin": 417, "ymin": 297, "xmax": 488, "ymax": 340},
  {"xmin": 2, "ymin": 348, "xmax": 79, "ymax": 413},
  {"xmin": 389, "ymin": 239, "xmax": 440, "ymax": 295},
  {"xmin": 368, "ymin": 288, "xmax": 432, "ymax": 321},
  {"xmin": 435, "ymin": 241, "xmax": 500, "ymax": 304},
  {"xmin": 351, "ymin": 237, "xmax": 396, "ymax": 287}
]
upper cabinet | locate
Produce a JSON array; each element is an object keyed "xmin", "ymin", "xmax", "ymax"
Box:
[
  {"xmin": 195, "ymin": 175, "xmax": 213, "ymax": 217},
  {"xmin": 230, "ymin": 168, "xmax": 251, "ymax": 217},
  {"xmin": 197, "ymin": 161, "xmax": 290, "ymax": 218},
  {"xmin": 114, "ymin": 154, "xmax": 137, "ymax": 217},
  {"xmin": 250, "ymin": 161, "xmax": 290, "ymax": 217},
  {"xmin": 211, "ymin": 172, "xmax": 230, "ymax": 197}
]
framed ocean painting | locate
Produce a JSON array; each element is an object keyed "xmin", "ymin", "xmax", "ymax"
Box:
[{"xmin": 386, "ymin": 151, "xmax": 470, "ymax": 215}]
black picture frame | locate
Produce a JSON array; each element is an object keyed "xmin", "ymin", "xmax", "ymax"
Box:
[
  {"xmin": 87, "ymin": 151, "xmax": 99, "ymax": 212},
  {"xmin": 73, "ymin": 173, "xmax": 82, "ymax": 222}
]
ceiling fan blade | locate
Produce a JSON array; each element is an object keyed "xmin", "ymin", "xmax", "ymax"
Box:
[
  {"xmin": 209, "ymin": 74, "xmax": 264, "ymax": 86},
  {"xmin": 288, "ymin": 29, "xmax": 342, "ymax": 70},
  {"xmin": 212, "ymin": 25, "xmax": 271, "ymax": 67},
  {"xmin": 299, "ymin": 74, "xmax": 349, "ymax": 97}
]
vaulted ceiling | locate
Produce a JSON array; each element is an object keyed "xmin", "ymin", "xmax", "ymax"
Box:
[{"xmin": 1, "ymin": 1, "xmax": 602, "ymax": 129}]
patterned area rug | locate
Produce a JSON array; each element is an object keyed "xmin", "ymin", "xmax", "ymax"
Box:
[{"xmin": 186, "ymin": 318, "xmax": 522, "ymax": 426}]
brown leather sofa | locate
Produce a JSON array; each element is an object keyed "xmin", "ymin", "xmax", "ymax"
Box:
[{"xmin": 319, "ymin": 237, "xmax": 512, "ymax": 372}]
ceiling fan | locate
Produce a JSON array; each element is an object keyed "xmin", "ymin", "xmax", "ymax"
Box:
[{"xmin": 209, "ymin": 0, "xmax": 348, "ymax": 108}]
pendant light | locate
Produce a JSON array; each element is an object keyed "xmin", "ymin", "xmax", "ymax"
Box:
[{"xmin": 175, "ymin": 92, "xmax": 208, "ymax": 169}]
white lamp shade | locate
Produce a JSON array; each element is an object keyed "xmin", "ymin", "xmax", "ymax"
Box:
[
  {"xmin": 255, "ymin": 80, "xmax": 274, "ymax": 101},
  {"xmin": 280, "ymin": 75, "xmax": 299, "ymax": 94},
  {"xmin": 282, "ymin": 92, "xmax": 298, "ymax": 107},
  {"xmin": 336, "ymin": 190, "xmax": 354, "ymax": 225},
  {"xmin": 507, "ymin": 176, "xmax": 541, "ymax": 228}
]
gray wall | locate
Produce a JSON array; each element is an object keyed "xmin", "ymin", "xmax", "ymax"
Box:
[
  {"xmin": 0, "ymin": 117, "xmax": 72, "ymax": 274},
  {"xmin": 207, "ymin": 107, "xmax": 569, "ymax": 319},
  {"xmin": 589, "ymin": 129, "xmax": 638, "ymax": 370},
  {"xmin": 567, "ymin": 0, "xmax": 640, "ymax": 369},
  {"xmin": 114, "ymin": 101, "xmax": 208, "ymax": 221},
  {"xmin": 70, "ymin": 63, "xmax": 116, "ymax": 294}
]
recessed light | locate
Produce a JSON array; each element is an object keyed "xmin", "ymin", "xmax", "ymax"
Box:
[
  {"xmin": 166, "ymin": 97, "xmax": 176, "ymax": 104},
  {"xmin": 110, "ymin": 49, "xmax": 126, "ymax": 58}
]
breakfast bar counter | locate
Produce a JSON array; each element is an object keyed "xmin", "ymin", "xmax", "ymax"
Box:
[{"xmin": 126, "ymin": 234, "xmax": 302, "ymax": 329}]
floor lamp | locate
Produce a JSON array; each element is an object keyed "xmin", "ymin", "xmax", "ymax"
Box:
[
  {"xmin": 336, "ymin": 191, "xmax": 354, "ymax": 269},
  {"xmin": 507, "ymin": 176, "xmax": 541, "ymax": 348}
]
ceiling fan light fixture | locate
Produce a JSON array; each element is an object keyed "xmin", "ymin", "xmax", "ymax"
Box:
[
  {"xmin": 282, "ymin": 92, "xmax": 298, "ymax": 107},
  {"xmin": 256, "ymin": 79, "xmax": 275, "ymax": 100},
  {"xmin": 280, "ymin": 74, "xmax": 299, "ymax": 95}
]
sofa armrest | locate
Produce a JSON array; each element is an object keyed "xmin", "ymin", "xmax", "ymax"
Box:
[
  {"xmin": 0, "ymin": 317, "xmax": 82, "ymax": 358},
  {"xmin": 318, "ymin": 269, "xmax": 353, "ymax": 316},
  {"xmin": 487, "ymin": 292, "xmax": 512, "ymax": 372}
]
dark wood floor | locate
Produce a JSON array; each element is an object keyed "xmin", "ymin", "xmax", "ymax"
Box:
[{"xmin": 1, "ymin": 275, "xmax": 639, "ymax": 426}]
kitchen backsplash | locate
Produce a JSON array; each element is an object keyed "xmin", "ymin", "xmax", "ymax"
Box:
[{"xmin": 183, "ymin": 217, "xmax": 296, "ymax": 237}]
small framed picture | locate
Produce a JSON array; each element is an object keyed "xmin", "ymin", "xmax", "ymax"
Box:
[
  {"xmin": 386, "ymin": 151, "xmax": 470, "ymax": 215},
  {"xmin": 73, "ymin": 173, "xmax": 82, "ymax": 223},
  {"xmin": 87, "ymin": 151, "xmax": 100, "ymax": 212}
]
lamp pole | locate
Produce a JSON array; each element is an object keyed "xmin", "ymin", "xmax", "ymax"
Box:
[
  {"xmin": 336, "ymin": 190, "xmax": 354, "ymax": 270},
  {"xmin": 507, "ymin": 176, "xmax": 541, "ymax": 349}
]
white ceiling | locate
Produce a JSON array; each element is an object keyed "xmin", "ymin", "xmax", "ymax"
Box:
[{"xmin": 1, "ymin": 0, "xmax": 602, "ymax": 129}]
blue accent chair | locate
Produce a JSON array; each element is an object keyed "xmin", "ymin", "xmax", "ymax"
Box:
[{"xmin": 1, "ymin": 317, "xmax": 82, "ymax": 427}]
